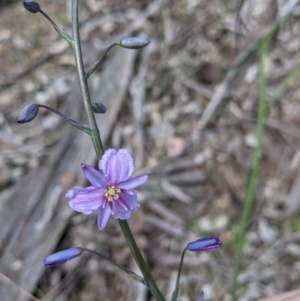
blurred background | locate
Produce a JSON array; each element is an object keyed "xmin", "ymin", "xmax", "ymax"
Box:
[{"xmin": 1, "ymin": 0, "xmax": 300, "ymax": 300}]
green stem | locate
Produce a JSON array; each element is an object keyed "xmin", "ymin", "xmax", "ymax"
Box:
[
  {"xmin": 230, "ymin": 35, "xmax": 269, "ymax": 301},
  {"xmin": 71, "ymin": 0, "xmax": 104, "ymax": 159},
  {"xmin": 85, "ymin": 43, "xmax": 118, "ymax": 79},
  {"xmin": 171, "ymin": 248, "xmax": 187, "ymax": 301},
  {"xmin": 39, "ymin": 9, "xmax": 57, "ymax": 27},
  {"xmin": 38, "ymin": 104, "xmax": 92, "ymax": 134},
  {"xmin": 118, "ymin": 220, "xmax": 166, "ymax": 301},
  {"xmin": 71, "ymin": 1, "xmax": 164, "ymax": 300},
  {"xmin": 80, "ymin": 248, "xmax": 146, "ymax": 285},
  {"xmin": 39, "ymin": 9, "xmax": 74, "ymax": 48}
]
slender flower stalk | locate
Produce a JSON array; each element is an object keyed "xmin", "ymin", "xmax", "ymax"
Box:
[
  {"xmin": 80, "ymin": 248, "xmax": 146, "ymax": 285},
  {"xmin": 70, "ymin": 0, "xmax": 162, "ymax": 300},
  {"xmin": 23, "ymin": 1, "xmax": 73, "ymax": 47},
  {"xmin": 85, "ymin": 37, "xmax": 150, "ymax": 79},
  {"xmin": 118, "ymin": 219, "xmax": 166, "ymax": 301},
  {"xmin": 85, "ymin": 43, "xmax": 118, "ymax": 79},
  {"xmin": 171, "ymin": 248, "xmax": 187, "ymax": 301},
  {"xmin": 39, "ymin": 9, "xmax": 74, "ymax": 47},
  {"xmin": 39, "ymin": 104, "xmax": 92, "ymax": 133},
  {"xmin": 17, "ymin": 104, "xmax": 92, "ymax": 133},
  {"xmin": 72, "ymin": 0, "xmax": 103, "ymax": 159},
  {"xmin": 172, "ymin": 237, "xmax": 222, "ymax": 301},
  {"xmin": 44, "ymin": 247, "xmax": 146, "ymax": 284}
]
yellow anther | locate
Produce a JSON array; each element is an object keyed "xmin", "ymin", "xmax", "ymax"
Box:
[{"xmin": 105, "ymin": 186, "xmax": 120, "ymax": 202}]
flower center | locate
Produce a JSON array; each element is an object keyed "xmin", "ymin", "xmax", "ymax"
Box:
[{"xmin": 104, "ymin": 186, "xmax": 121, "ymax": 202}]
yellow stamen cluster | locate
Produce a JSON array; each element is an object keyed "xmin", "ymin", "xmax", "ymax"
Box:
[{"xmin": 104, "ymin": 186, "xmax": 121, "ymax": 202}]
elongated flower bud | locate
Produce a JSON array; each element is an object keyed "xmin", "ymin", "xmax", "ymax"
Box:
[
  {"xmin": 23, "ymin": 1, "xmax": 40, "ymax": 13},
  {"xmin": 92, "ymin": 102, "xmax": 107, "ymax": 114},
  {"xmin": 187, "ymin": 236, "xmax": 222, "ymax": 252},
  {"xmin": 17, "ymin": 104, "xmax": 39, "ymax": 123},
  {"xmin": 43, "ymin": 247, "xmax": 83, "ymax": 267},
  {"xmin": 196, "ymin": 291, "xmax": 205, "ymax": 301},
  {"xmin": 119, "ymin": 37, "xmax": 150, "ymax": 49}
]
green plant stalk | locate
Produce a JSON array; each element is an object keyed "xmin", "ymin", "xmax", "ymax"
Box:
[
  {"xmin": 80, "ymin": 248, "xmax": 146, "ymax": 285},
  {"xmin": 38, "ymin": 104, "xmax": 92, "ymax": 134},
  {"xmin": 171, "ymin": 248, "xmax": 187, "ymax": 301},
  {"xmin": 71, "ymin": 1, "xmax": 165, "ymax": 300},
  {"xmin": 230, "ymin": 36, "xmax": 269, "ymax": 301},
  {"xmin": 39, "ymin": 9, "xmax": 74, "ymax": 48},
  {"xmin": 71, "ymin": 0, "xmax": 103, "ymax": 160},
  {"xmin": 230, "ymin": 15, "xmax": 294, "ymax": 300},
  {"xmin": 119, "ymin": 220, "xmax": 166, "ymax": 301},
  {"xmin": 85, "ymin": 43, "xmax": 118, "ymax": 79}
]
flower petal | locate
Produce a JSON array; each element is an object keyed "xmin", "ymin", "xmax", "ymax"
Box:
[
  {"xmin": 43, "ymin": 248, "xmax": 82, "ymax": 267},
  {"xmin": 118, "ymin": 174, "xmax": 148, "ymax": 190},
  {"xmin": 97, "ymin": 205, "xmax": 111, "ymax": 230},
  {"xmin": 81, "ymin": 163, "xmax": 107, "ymax": 188},
  {"xmin": 187, "ymin": 237, "xmax": 222, "ymax": 252},
  {"xmin": 99, "ymin": 149, "xmax": 133, "ymax": 185},
  {"xmin": 68, "ymin": 187, "xmax": 106, "ymax": 214},
  {"xmin": 111, "ymin": 201, "xmax": 132, "ymax": 219},
  {"xmin": 119, "ymin": 191, "xmax": 140, "ymax": 211},
  {"xmin": 196, "ymin": 291, "xmax": 205, "ymax": 301},
  {"xmin": 65, "ymin": 186, "xmax": 95, "ymax": 199}
]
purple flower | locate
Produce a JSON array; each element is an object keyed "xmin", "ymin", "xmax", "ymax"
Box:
[
  {"xmin": 196, "ymin": 291, "xmax": 205, "ymax": 301},
  {"xmin": 66, "ymin": 149, "xmax": 148, "ymax": 230},
  {"xmin": 187, "ymin": 236, "xmax": 222, "ymax": 252},
  {"xmin": 43, "ymin": 248, "xmax": 82, "ymax": 267}
]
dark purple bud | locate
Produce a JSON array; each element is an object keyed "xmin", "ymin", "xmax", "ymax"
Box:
[
  {"xmin": 23, "ymin": 1, "xmax": 40, "ymax": 13},
  {"xmin": 43, "ymin": 248, "xmax": 82, "ymax": 267},
  {"xmin": 92, "ymin": 102, "xmax": 107, "ymax": 114},
  {"xmin": 119, "ymin": 37, "xmax": 150, "ymax": 49},
  {"xmin": 196, "ymin": 291, "xmax": 205, "ymax": 301},
  {"xmin": 17, "ymin": 104, "xmax": 39, "ymax": 123},
  {"xmin": 187, "ymin": 236, "xmax": 222, "ymax": 252}
]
